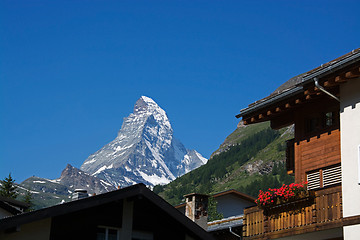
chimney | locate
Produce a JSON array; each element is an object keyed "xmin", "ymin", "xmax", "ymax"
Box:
[
  {"xmin": 184, "ymin": 193, "xmax": 209, "ymax": 230},
  {"xmin": 72, "ymin": 189, "xmax": 88, "ymax": 201}
]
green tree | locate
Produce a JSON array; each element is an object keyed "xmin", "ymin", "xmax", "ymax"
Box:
[
  {"xmin": 23, "ymin": 190, "xmax": 34, "ymax": 212},
  {"xmin": 0, "ymin": 173, "xmax": 18, "ymax": 199},
  {"xmin": 208, "ymin": 197, "xmax": 223, "ymax": 221},
  {"xmin": 153, "ymin": 185, "xmax": 164, "ymax": 194}
]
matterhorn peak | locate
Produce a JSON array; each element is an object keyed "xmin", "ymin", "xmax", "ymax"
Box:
[
  {"xmin": 80, "ymin": 96, "xmax": 207, "ymax": 187},
  {"xmin": 134, "ymin": 96, "xmax": 157, "ymax": 113}
]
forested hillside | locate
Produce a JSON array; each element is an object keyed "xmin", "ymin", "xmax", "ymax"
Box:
[{"xmin": 154, "ymin": 122, "xmax": 294, "ymax": 205}]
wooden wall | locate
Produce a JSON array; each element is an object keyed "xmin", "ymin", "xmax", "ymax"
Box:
[
  {"xmin": 294, "ymin": 129, "xmax": 341, "ymax": 183},
  {"xmin": 293, "ymin": 98, "xmax": 340, "ymax": 183}
]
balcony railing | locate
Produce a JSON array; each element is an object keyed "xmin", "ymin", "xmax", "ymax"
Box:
[{"xmin": 243, "ymin": 186, "xmax": 342, "ymax": 239}]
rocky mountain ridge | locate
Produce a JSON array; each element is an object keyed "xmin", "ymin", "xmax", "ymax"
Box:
[{"xmin": 19, "ymin": 96, "xmax": 207, "ymax": 209}]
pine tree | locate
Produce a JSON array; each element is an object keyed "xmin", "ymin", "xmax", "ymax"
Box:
[
  {"xmin": 208, "ymin": 197, "xmax": 223, "ymax": 221},
  {"xmin": 0, "ymin": 173, "xmax": 18, "ymax": 199},
  {"xmin": 23, "ymin": 190, "xmax": 34, "ymax": 212}
]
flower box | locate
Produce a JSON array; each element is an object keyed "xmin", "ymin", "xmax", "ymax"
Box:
[{"xmin": 255, "ymin": 182, "xmax": 310, "ymax": 210}]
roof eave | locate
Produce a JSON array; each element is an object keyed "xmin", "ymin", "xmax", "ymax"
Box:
[
  {"xmin": 237, "ymin": 50, "xmax": 360, "ymax": 120},
  {"xmin": 236, "ymin": 86, "xmax": 303, "ymax": 119},
  {"xmin": 302, "ymin": 50, "xmax": 360, "ymax": 84}
]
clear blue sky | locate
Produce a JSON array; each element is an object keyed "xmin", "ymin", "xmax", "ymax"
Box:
[{"xmin": 1, "ymin": 1, "xmax": 359, "ymax": 183}]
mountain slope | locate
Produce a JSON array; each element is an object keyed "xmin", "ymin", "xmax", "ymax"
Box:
[
  {"xmin": 154, "ymin": 122, "xmax": 294, "ymax": 205},
  {"xmin": 80, "ymin": 96, "xmax": 207, "ymax": 187},
  {"xmin": 19, "ymin": 176, "xmax": 71, "ymax": 210},
  {"xmin": 210, "ymin": 121, "xmax": 270, "ymax": 158}
]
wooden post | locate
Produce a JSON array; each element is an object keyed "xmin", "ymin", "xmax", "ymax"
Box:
[{"xmin": 121, "ymin": 199, "xmax": 134, "ymax": 240}]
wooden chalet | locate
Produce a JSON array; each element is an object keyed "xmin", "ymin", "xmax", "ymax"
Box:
[
  {"xmin": 236, "ymin": 48, "xmax": 360, "ymax": 240},
  {"xmin": 0, "ymin": 183, "xmax": 215, "ymax": 240}
]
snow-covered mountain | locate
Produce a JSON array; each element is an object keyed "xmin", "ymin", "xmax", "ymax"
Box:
[{"xmin": 80, "ymin": 96, "xmax": 207, "ymax": 187}]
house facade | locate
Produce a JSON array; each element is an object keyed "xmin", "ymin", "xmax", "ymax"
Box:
[
  {"xmin": 0, "ymin": 183, "xmax": 215, "ymax": 240},
  {"xmin": 340, "ymin": 75, "xmax": 360, "ymax": 239},
  {"xmin": 176, "ymin": 189, "xmax": 256, "ymax": 240},
  {"xmin": 236, "ymin": 48, "xmax": 360, "ymax": 239}
]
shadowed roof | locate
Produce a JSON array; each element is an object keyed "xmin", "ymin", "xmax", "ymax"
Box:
[{"xmin": 0, "ymin": 183, "xmax": 214, "ymax": 240}]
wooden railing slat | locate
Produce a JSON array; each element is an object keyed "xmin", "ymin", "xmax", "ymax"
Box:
[{"xmin": 324, "ymin": 192, "xmax": 329, "ymax": 222}]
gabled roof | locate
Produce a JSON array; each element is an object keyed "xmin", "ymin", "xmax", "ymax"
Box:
[
  {"xmin": 0, "ymin": 196, "xmax": 29, "ymax": 215},
  {"xmin": 175, "ymin": 189, "xmax": 255, "ymax": 210},
  {"xmin": 0, "ymin": 183, "xmax": 214, "ymax": 240},
  {"xmin": 212, "ymin": 189, "xmax": 255, "ymax": 202},
  {"xmin": 237, "ymin": 48, "xmax": 360, "ymax": 121}
]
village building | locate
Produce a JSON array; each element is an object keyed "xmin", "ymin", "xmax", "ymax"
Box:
[
  {"xmin": 176, "ymin": 189, "xmax": 256, "ymax": 240},
  {"xmin": 0, "ymin": 196, "xmax": 29, "ymax": 219},
  {"xmin": 0, "ymin": 183, "xmax": 215, "ymax": 240},
  {"xmin": 236, "ymin": 48, "xmax": 360, "ymax": 239}
]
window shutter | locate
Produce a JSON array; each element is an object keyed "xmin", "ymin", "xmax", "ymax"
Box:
[
  {"xmin": 307, "ymin": 171, "xmax": 321, "ymax": 190},
  {"xmin": 323, "ymin": 165, "xmax": 342, "ymax": 187}
]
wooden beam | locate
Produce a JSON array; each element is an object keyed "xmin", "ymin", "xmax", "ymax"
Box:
[
  {"xmin": 304, "ymin": 87, "xmax": 318, "ymax": 95},
  {"xmin": 345, "ymin": 69, "xmax": 360, "ymax": 79},
  {"xmin": 324, "ymin": 78, "xmax": 337, "ymax": 87},
  {"xmin": 304, "ymin": 89, "xmax": 314, "ymax": 95},
  {"xmin": 335, "ymin": 75, "xmax": 347, "ymax": 83}
]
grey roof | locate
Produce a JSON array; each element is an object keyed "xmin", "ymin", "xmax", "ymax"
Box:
[
  {"xmin": 237, "ymin": 48, "xmax": 360, "ymax": 119},
  {"xmin": 207, "ymin": 215, "xmax": 243, "ymax": 232}
]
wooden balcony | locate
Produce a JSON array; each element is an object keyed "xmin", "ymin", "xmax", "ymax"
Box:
[{"xmin": 243, "ymin": 186, "xmax": 342, "ymax": 239}]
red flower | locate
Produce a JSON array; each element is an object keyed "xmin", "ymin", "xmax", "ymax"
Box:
[{"xmin": 255, "ymin": 181, "xmax": 308, "ymax": 208}]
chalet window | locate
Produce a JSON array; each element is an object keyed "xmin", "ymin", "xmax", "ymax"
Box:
[
  {"xmin": 96, "ymin": 227, "xmax": 153, "ymax": 240},
  {"xmin": 324, "ymin": 112, "xmax": 335, "ymax": 127},
  {"xmin": 306, "ymin": 117, "xmax": 320, "ymax": 133},
  {"xmin": 305, "ymin": 111, "xmax": 338, "ymax": 134},
  {"xmin": 307, "ymin": 164, "xmax": 341, "ymax": 190},
  {"xmin": 97, "ymin": 227, "xmax": 119, "ymax": 240}
]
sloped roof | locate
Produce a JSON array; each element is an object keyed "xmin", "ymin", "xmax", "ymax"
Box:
[
  {"xmin": 175, "ymin": 189, "xmax": 255, "ymax": 210},
  {"xmin": 0, "ymin": 196, "xmax": 29, "ymax": 215},
  {"xmin": 0, "ymin": 183, "xmax": 214, "ymax": 240},
  {"xmin": 207, "ymin": 215, "xmax": 243, "ymax": 231},
  {"xmin": 211, "ymin": 189, "xmax": 255, "ymax": 202},
  {"xmin": 237, "ymin": 48, "xmax": 360, "ymax": 119}
]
